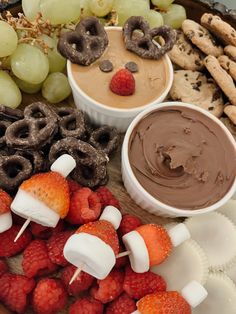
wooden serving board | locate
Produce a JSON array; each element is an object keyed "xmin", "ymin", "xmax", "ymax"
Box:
[{"xmin": 1, "ymin": 1, "xmax": 236, "ymax": 313}]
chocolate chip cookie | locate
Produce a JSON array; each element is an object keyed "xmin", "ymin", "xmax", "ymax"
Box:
[
  {"xmin": 218, "ymin": 55, "xmax": 236, "ymax": 81},
  {"xmin": 201, "ymin": 14, "xmax": 236, "ymax": 47},
  {"xmin": 224, "ymin": 45, "xmax": 236, "ymax": 62},
  {"xmin": 204, "ymin": 55, "xmax": 236, "ymax": 106},
  {"xmin": 170, "ymin": 70, "xmax": 224, "ymax": 117},
  {"xmin": 182, "ymin": 19, "xmax": 223, "ymax": 57},
  {"xmin": 168, "ymin": 31, "xmax": 205, "ymax": 71}
]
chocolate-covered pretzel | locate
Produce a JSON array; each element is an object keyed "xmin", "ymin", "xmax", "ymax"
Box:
[
  {"xmin": 49, "ymin": 137, "xmax": 108, "ymax": 188},
  {"xmin": 15, "ymin": 150, "xmax": 45, "ymax": 173},
  {"xmin": 55, "ymin": 107, "xmax": 87, "ymax": 139},
  {"xmin": 0, "ymin": 121, "xmax": 11, "ymax": 148},
  {"xmin": 0, "ymin": 155, "xmax": 32, "ymax": 191},
  {"xmin": 89, "ymin": 126, "xmax": 120, "ymax": 156},
  {"xmin": 5, "ymin": 102, "xmax": 58, "ymax": 150},
  {"xmin": 0, "ymin": 105, "xmax": 23, "ymax": 122},
  {"xmin": 123, "ymin": 16, "xmax": 176, "ymax": 59},
  {"xmin": 58, "ymin": 17, "xmax": 108, "ymax": 66}
]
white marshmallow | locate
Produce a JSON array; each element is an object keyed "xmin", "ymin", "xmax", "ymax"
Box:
[
  {"xmin": 50, "ymin": 154, "xmax": 76, "ymax": 178},
  {"xmin": 99, "ymin": 206, "xmax": 122, "ymax": 230},
  {"xmin": 168, "ymin": 223, "xmax": 191, "ymax": 247},
  {"xmin": 122, "ymin": 230, "xmax": 149, "ymax": 273},
  {"xmin": 0, "ymin": 212, "xmax": 12, "ymax": 233},
  {"xmin": 63, "ymin": 233, "xmax": 116, "ymax": 280},
  {"xmin": 181, "ymin": 281, "xmax": 208, "ymax": 308},
  {"xmin": 11, "ymin": 189, "xmax": 59, "ymax": 227}
]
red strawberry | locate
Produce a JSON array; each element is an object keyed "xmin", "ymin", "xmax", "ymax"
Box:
[
  {"xmin": 66, "ymin": 188, "xmax": 101, "ymax": 225},
  {"xmin": 22, "ymin": 240, "xmax": 57, "ymax": 278},
  {"xmin": 30, "ymin": 220, "xmax": 65, "ymax": 239},
  {"xmin": 0, "ymin": 225, "xmax": 32, "ymax": 257},
  {"xmin": 123, "ymin": 266, "xmax": 166, "ymax": 299},
  {"xmin": 61, "ymin": 265, "xmax": 94, "ymax": 296},
  {"xmin": 110, "ymin": 69, "xmax": 135, "ymax": 96},
  {"xmin": 0, "ymin": 272, "xmax": 35, "ymax": 313},
  {"xmin": 0, "ymin": 259, "xmax": 8, "ymax": 278},
  {"xmin": 69, "ymin": 297, "xmax": 103, "ymax": 314},
  {"xmin": 0, "ymin": 189, "xmax": 12, "ymax": 214},
  {"xmin": 91, "ymin": 269, "xmax": 124, "ymax": 304},
  {"xmin": 47, "ymin": 230, "xmax": 74, "ymax": 266},
  {"xmin": 96, "ymin": 187, "xmax": 120, "ymax": 209},
  {"xmin": 32, "ymin": 278, "xmax": 67, "ymax": 314},
  {"xmin": 114, "ymin": 244, "xmax": 129, "ymax": 269},
  {"xmin": 137, "ymin": 291, "xmax": 191, "ymax": 314},
  {"xmin": 67, "ymin": 179, "xmax": 82, "ymax": 196},
  {"xmin": 21, "ymin": 172, "xmax": 70, "ymax": 218},
  {"xmin": 105, "ymin": 293, "xmax": 136, "ymax": 314},
  {"xmin": 136, "ymin": 224, "xmax": 172, "ymax": 266},
  {"xmin": 77, "ymin": 220, "xmax": 119, "ymax": 255},
  {"xmin": 118, "ymin": 214, "xmax": 142, "ymax": 237}
]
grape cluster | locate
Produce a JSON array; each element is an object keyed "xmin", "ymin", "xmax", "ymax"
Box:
[{"xmin": 0, "ymin": 0, "xmax": 186, "ymax": 109}]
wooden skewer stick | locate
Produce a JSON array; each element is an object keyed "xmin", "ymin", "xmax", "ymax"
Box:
[
  {"xmin": 116, "ymin": 251, "xmax": 131, "ymax": 259},
  {"xmin": 14, "ymin": 217, "xmax": 31, "ymax": 242},
  {"xmin": 69, "ymin": 264, "xmax": 84, "ymax": 285}
]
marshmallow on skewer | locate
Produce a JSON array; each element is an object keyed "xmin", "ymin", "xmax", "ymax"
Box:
[{"xmin": 0, "ymin": 189, "xmax": 13, "ymax": 233}]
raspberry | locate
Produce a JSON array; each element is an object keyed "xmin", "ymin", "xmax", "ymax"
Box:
[
  {"xmin": 123, "ymin": 266, "xmax": 166, "ymax": 299},
  {"xmin": 0, "ymin": 189, "xmax": 12, "ymax": 214},
  {"xmin": 77, "ymin": 220, "xmax": 119, "ymax": 255},
  {"xmin": 67, "ymin": 179, "xmax": 82, "ymax": 196},
  {"xmin": 22, "ymin": 240, "xmax": 57, "ymax": 278},
  {"xmin": 12, "ymin": 213, "xmax": 25, "ymax": 225},
  {"xmin": 110, "ymin": 69, "xmax": 135, "ymax": 96},
  {"xmin": 136, "ymin": 224, "xmax": 172, "ymax": 266},
  {"xmin": 47, "ymin": 231, "xmax": 73, "ymax": 266},
  {"xmin": 0, "ymin": 259, "xmax": 8, "ymax": 278},
  {"xmin": 69, "ymin": 297, "xmax": 103, "ymax": 314},
  {"xmin": 105, "ymin": 293, "xmax": 136, "ymax": 314},
  {"xmin": 61, "ymin": 265, "xmax": 94, "ymax": 296},
  {"xmin": 0, "ymin": 225, "xmax": 32, "ymax": 257},
  {"xmin": 91, "ymin": 269, "xmax": 124, "ymax": 304},
  {"xmin": 114, "ymin": 244, "xmax": 129, "ymax": 269},
  {"xmin": 66, "ymin": 188, "xmax": 101, "ymax": 225},
  {"xmin": 118, "ymin": 214, "xmax": 142, "ymax": 237},
  {"xmin": 96, "ymin": 187, "xmax": 120, "ymax": 209},
  {"xmin": 30, "ymin": 220, "xmax": 65, "ymax": 239},
  {"xmin": 32, "ymin": 278, "xmax": 67, "ymax": 314},
  {"xmin": 0, "ymin": 272, "xmax": 35, "ymax": 313}
]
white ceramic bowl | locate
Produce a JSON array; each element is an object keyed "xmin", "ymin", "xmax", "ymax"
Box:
[
  {"xmin": 122, "ymin": 102, "xmax": 236, "ymax": 217},
  {"xmin": 67, "ymin": 27, "xmax": 173, "ymax": 132}
]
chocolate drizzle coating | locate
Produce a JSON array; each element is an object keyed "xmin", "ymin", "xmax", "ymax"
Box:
[
  {"xmin": 123, "ymin": 16, "xmax": 176, "ymax": 60},
  {"xmin": 58, "ymin": 17, "xmax": 108, "ymax": 66}
]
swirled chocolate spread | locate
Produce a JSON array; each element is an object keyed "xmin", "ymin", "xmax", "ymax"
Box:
[{"xmin": 129, "ymin": 106, "xmax": 236, "ymax": 209}]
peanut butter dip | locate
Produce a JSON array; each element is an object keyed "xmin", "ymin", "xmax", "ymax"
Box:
[
  {"xmin": 71, "ymin": 28, "xmax": 170, "ymax": 109},
  {"xmin": 129, "ymin": 106, "xmax": 236, "ymax": 210}
]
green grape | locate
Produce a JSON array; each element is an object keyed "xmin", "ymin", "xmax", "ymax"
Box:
[
  {"xmin": 161, "ymin": 4, "xmax": 187, "ymax": 29},
  {"xmin": 14, "ymin": 77, "xmax": 42, "ymax": 94},
  {"xmin": 146, "ymin": 10, "xmax": 164, "ymax": 28},
  {"xmin": 81, "ymin": 0, "xmax": 93, "ymax": 17},
  {"xmin": 11, "ymin": 44, "xmax": 49, "ymax": 84},
  {"xmin": 0, "ymin": 21, "xmax": 18, "ymax": 58},
  {"xmin": 151, "ymin": 0, "xmax": 174, "ymax": 10},
  {"xmin": 42, "ymin": 73, "xmax": 71, "ymax": 104},
  {"xmin": 22, "ymin": 0, "xmax": 40, "ymax": 21},
  {"xmin": 89, "ymin": 0, "xmax": 114, "ymax": 17},
  {"xmin": 113, "ymin": 0, "xmax": 149, "ymax": 26},
  {"xmin": 0, "ymin": 71, "xmax": 22, "ymax": 108},
  {"xmin": 40, "ymin": 0, "xmax": 81, "ymax": 25},
  {"xmin": 39, "ymin": 35, "xmax": 66, "ymax": 73}
]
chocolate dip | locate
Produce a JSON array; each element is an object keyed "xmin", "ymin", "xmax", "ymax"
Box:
[
  {"xmin": 129, "ymin": 106, "xmax": 236, "ymax": 210},
  {"xmin": 71, "ymin": 28, "xmax": 170, "ymax": 109}
]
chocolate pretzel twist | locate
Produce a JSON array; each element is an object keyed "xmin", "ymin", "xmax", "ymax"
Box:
[
  {"xmin": 123, "ymin": 16, "xmax": 177, "ymax": 60},
  {"xmin": 58, "ymin": 17, "xmax": 108, "ymax": 66}
]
